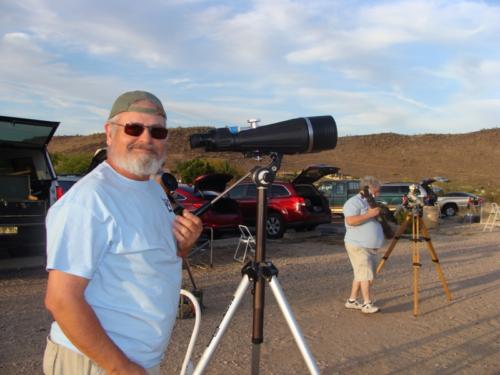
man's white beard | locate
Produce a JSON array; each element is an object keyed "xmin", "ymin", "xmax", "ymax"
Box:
[{"xmin": 112, "ymin": 149, "xmax": 166, "ymax": 177}]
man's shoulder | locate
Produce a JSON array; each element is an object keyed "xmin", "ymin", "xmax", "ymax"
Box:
[
  {"xmin": 345, "ymin": 194, "xmax": 362, "ymax": 206},
  {"xmin": 343, "ymin": 194, "xmax": 364, "ymax": 214},
  {"xmin": 52, "ymin": 165, "xmax": 115, "ymax": 210}
]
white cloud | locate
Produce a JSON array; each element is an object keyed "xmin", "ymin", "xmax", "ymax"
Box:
[{"xmin": 0, "ymin": 0, "xmax": 499, "ymax": 136}]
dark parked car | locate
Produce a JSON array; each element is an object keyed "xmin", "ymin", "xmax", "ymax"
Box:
[
  {"xmin": 1, "ymin": 116, "xmax": 59, "ymax": 256},
  {"xmin": 56, "ymin": 175, "xmax": 81, "ymax": 198},
  {"xmin": 173, "ymin": 173, "xmax": 243, "ymax": 235},
  {"xmin": 227, "ymin": 165, "xmax": 336, "ymax": 238},
  {"xmin": 317, "ymin": 178, "xmax": 360, "ymax": 214}
]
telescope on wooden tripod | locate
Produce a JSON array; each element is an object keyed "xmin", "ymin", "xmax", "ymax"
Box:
[{"xmin": 376, "ymin": 186, "xmax": 452, "ymax": 316}]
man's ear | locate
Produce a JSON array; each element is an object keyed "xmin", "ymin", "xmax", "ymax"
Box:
[{"xmin": 105, "ymin": 123, "xmax": 113, "ymax": 146}]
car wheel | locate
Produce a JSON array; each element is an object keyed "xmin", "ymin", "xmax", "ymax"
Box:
[
  {"xmin": 266, "ymin": 212, "xmax": 285, "ymax": 239},
  {"xmin": 442, "ymin": 204, "xmax": 457, "ymax": 217}
]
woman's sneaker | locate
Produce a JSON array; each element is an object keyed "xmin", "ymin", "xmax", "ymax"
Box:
[
  {"xmin": 345, "ymin": 299, "xmax": 363, "ymax": 310},
  {"xmin": 361, "ymin": 302, "xmax": 379, "ymax": 314}
]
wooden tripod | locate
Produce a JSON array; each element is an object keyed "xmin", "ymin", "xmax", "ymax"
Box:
[{"xmin": 376, "ymin": 210, "xmax": 452, "ymax": 316}]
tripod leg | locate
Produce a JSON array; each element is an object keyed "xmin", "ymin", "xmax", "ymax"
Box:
[
  {"xmin": 419, "ymin": 217, "xmax": 452, "ymax": 301},
  {"xmin": 193, "ymin": 276, "xmax": 251, "ymax": 375},
  {"xmin": 268, "ymin": 276, "xmax": 320, "ymax": 375},
  {"xmin": 376, "ymin": 213, "xmax": 411, "ymax": 274},
  {"xmin": 183, "ymin": 258, "xmax": 198, "ymax": 291},
  {"xmin": 412, "ymin": 216, "xmax": 421, "ymax": 316}
]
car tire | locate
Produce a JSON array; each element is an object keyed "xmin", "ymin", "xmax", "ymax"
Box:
[
  {"xmin": 266, "ymin": 212, "xmax": 285, "ymax": 239},
  {"xmin": 442, "ymin": 203, "xmax": 457, "ymax": 217}
]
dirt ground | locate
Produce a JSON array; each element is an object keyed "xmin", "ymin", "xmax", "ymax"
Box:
[{"xmin": 0, "ymin": 218, "xmax": 499, "ymax": 375}]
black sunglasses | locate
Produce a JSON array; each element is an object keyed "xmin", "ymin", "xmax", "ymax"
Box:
[{"xmin": 110, "ymin": 122, "xmax": 168, "ymax": 140}]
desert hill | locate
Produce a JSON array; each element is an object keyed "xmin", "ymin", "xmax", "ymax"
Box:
[{"xmin": 48, "ymin": 127, "xmax": 500, "ymax": 193}]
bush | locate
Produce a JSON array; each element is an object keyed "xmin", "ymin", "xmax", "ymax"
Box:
[
  {"xmin": 51, "ymin": 153, "xmax": 93, "ymax": 175},
  {"xmin": 174, "ymin": 158, "xmax": 243, "ymax": 183}
]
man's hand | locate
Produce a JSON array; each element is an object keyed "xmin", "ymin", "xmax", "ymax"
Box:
[
  {"xmin": 173, "ymin": 209, "xmax": 203, "ymax": 258},
  {"xmin": 107, "ymin": 360, "xmax": 148, "ymax": 375},
  {"xmin": 345, "ymin": 207, "xmax": 381, "ymax": 226},
  {"xmin": 367, "ymin": 207, "xmax": 381, "ymax": 218}
]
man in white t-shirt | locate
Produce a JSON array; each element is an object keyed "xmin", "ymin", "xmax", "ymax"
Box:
[
  {"xmin": 342, "ymin": 176, "xmax": 384, "ymax": 314},
  {"xmin": 43, "ymin": 91, "xmax": 203, "ymax": 375}
]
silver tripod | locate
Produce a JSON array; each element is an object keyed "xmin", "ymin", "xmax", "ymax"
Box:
[
  {"xmin": 192, "ymin": 154, "xmax": 320, "ymax": 375},
  {"xmin": 193, "ymin": 263, "xmax": 320, "ymax": 374}
]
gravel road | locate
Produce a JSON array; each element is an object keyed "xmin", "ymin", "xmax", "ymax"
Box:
[{"xmin": 1, "ymin": 218, "xmax": 499, "ymax": 374}]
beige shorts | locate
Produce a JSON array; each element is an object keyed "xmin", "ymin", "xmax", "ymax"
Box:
[
  {"xmin": 345, "ymin": 243, "xmax": 378, "ymax": 281},
  {"xmin": 43, "ymin": 336, "xmax": 160, "ymax": 375}
]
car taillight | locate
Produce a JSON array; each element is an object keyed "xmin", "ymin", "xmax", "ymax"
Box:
[
  {"xmin": 56, "ymin": 186, "xmax": 64, "ymax": 200},
  {"xmin": 292, "ymin": 197, "xmax": 306, "ymax": 211}
]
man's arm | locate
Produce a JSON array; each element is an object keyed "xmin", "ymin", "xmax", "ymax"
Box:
[
  {"xmin": 173, "ymin": 209, "xmax": 203, "ymax": 257},
  {"xmin": 345, "ymin": 207, "xmax": 380, "ymax": 226},
  {"xmin": 45, "ymin": 270, "xmax": 147, "ymax": 375}
]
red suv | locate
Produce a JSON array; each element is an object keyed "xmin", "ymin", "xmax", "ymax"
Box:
[
  {"xmin": 227, "ymin": 165, "xmax": 337, "ymax": 238},
  {"xmin": 172, "ymin": 173, "xmax": 243, "ymax": 235}
]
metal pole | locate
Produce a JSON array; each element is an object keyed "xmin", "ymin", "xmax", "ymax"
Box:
[
  {"xmin": 251, "ymin": 186, "xmax": 268, "ymax": 375},
  {"xmin": 268, "ymin": 276, "xmax": 321, "ymax": 375},
  {"xmin": 193, "ymin": 277, "xmax": 252, "ymax": 375}
]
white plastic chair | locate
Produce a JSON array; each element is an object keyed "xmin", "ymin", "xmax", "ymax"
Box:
[
  {"xmin": 483, "ymin": 203, "xmax": 500, "ymax": 232},
  {"xmin": 234, "ymin": 225, "xmax": 255, "ymax": 263}
]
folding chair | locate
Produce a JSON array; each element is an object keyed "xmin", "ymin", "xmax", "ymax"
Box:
[
  {"xmin": 234, "ymin": 225, "xmax": 255, "ymax": 263},
  {"xmin": 483, "ymin": 203, "xmax": 500, "ymax": 232},
  {"xmin": 189, "ymin": 227, "xmax": 214, "ymax": 267}
]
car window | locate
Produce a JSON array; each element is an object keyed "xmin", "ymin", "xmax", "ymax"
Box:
[
  {"xmin": 380, "ymin": 186, "xmax": 400, "ymax": 194},
  {"xmin": 334, "ymin": 184, "xmax": 345, "ymax": 195},
  {"xmin": 294, "ymin": 184, "xmax": 316, "ymax": 196},
  {"xmin": 246, "ymin": 184, "xmax": 257, "ymax": 198},
  {"xmin": 271, "ymin": 184, "xmax": 290, "ymax": 197},
  {"xmin": 318, "ymin": 183, "xmax": 332, "ymax": 196},
  {"xmin": 228, "ymin": 184, "xmax": 247, "ymax": 199},
  {"xmin": 172, "ymin": 191, "xmax": 187, "ymax": 201},
  {"xmin": 347, "ymin": 181, "xmax": 360, "ymax": 194},
  {"xmin": 444, "ymin": 192, "xmax": 467, "ymax": 197}
]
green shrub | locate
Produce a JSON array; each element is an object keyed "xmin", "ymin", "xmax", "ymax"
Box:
[
  {"xmin": 173, "ymin": 158, "xmax": 243, "ymax": 183},
  {"xmin": 51, "ymin": 152, "xmax": 93, "ymax": 175}
]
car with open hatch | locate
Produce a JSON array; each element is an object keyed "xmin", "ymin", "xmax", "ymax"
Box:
[
  {"xmin": 227, "ymin": 165, "xmax": 337, "ymax": 239},
  {"xmin": 172, "ymin": 173, "xmax": 243, "ymax": 236},
  {"xmin": 0, "ymin": 115, "xmax": 59, "ymax": 256}
]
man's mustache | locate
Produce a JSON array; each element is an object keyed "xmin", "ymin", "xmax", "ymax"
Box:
[{"xmin": 128, "ymin": 143, "xmax": 158, "ymax": 156}]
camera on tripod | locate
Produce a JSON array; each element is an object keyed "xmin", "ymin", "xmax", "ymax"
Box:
[{"xmin": 402, "ymin": 184, "xmax": 425, "ymax": 214}]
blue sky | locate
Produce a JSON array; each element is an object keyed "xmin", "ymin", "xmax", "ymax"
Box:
[{"xmin": 1, "ymin": 0, "xmax": 499, "ymax": 136}]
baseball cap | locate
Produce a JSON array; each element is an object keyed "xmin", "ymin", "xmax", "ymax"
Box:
[{"xmin": 108, "ymin": 90, "xmax": 166, "ymax": 119}]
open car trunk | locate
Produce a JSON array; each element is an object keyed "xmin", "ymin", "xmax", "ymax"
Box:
[
  {"xmin": 294, "ymin": 184, "xmax": 331, "ymax": 214},
  {"xmin": 194, "ymin": 173, "xmax": 241, "ymax": 215},
  {"xmin": 291, "ymin": 165, "xmax": 337, "ymax": 215},
  {"xmin": 0, "ymin": 116, "xmax": 59, "ymax": 256}
]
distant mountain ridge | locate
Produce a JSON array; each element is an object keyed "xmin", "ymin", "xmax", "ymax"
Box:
[{"xmin": 48, "ymin": 127, "xmax": 500, "ymax": 190}]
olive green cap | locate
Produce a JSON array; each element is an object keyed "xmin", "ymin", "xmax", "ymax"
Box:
[{"xmin": 108, "ymin": 90, "xmax": 166, "ymax": 119}]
